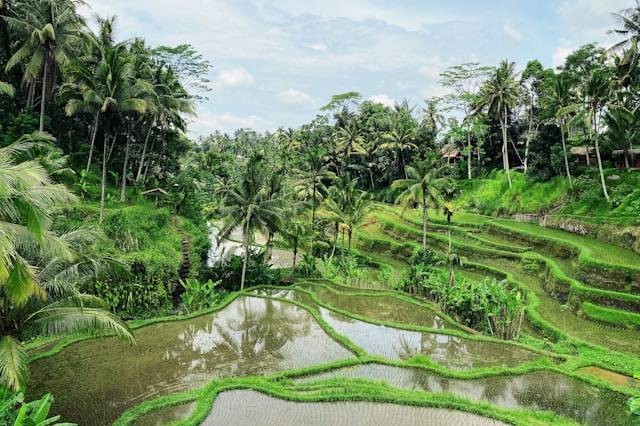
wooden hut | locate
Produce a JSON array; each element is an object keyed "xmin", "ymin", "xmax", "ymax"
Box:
[
  {"xmin": 141, "ymin": 188, "xmax": 168, "ymax": 206},
  {"xmin": 442, "ymin": 146, "xmax": 462, "ymax": 165},
  {"xmin": 570, "ymin": 146, "xmax": 596, "ymax": 166},
  {"xmin": 612, "ymin": 148, "xmax": 640, "ymax": 170}
]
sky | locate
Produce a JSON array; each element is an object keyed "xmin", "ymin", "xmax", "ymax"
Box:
[{"xmin": 81, "ymin": 0, "xmax": 631, "ymax": 136}]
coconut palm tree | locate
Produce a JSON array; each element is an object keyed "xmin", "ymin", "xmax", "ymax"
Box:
[
  {"xmin": 135, "ymin": 61, "xmax": 194, "ymax": 185},
  {"xmin": 378, "ymin": 122, "xmax": 417, "ymax": 179},
  {"xmin": 475, "ymin": 60, "xmax": 521, "ymax": 188},
  {"xmin": 609, "ymin": 1, "xmax": 640, "ymax": 51},
  {"xmin": 282, "ymin": 220, "xmax": 314, "ymax": 267},
  {"xmin": 335, "ymin": 120, "xmax": 366, "ymax": 166},
  {"xmin": 4, "ymin": 0, "xmax": 85, "ymax": 131},
  {"xmin": 564, "ymin": 69, "xmax": 612, "ymax": 201},
  {"xmin": 392, "ymin": 163, "xmax": 448, "ymax": 249},
  {"xmin": 0, "ymin": 133, "xmax": 132, "ymax": 390},
  {"xmin": 543, "ymin": 73, "xmax": 574, "ymax": 187},
  {"xmin": 65, "ymin": 41, "xmax": 148, "ymax": 222},
  {"xmin": 216, "ymin": 154, "xmax": 284, "ymax": 289},
  {"xmin": 422, "ymin": 98, "xmax": 445, "ymax": 134}
]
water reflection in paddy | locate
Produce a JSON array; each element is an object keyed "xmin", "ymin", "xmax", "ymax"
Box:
[
  {"xmin": 29, "ymin": 297, "xmax": 353, "ymax": 425},
  {"xmin": 297, "ymin": 364, "xmax": 631, "ymax": 425},
  {"xmin": 318, "ymin": 308, "xmax": 537, "ymax": 369},
  {"xmin": 203, "ymin": 390, "xmax": 506, "ymax": 425},
  {"xmin": 306, "ymin": 285, "xmax": 447, "ymax": 329}
]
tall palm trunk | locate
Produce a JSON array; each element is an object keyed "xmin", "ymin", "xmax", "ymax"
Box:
[
  {"xmin": 99, "ymin": 118, "xmax": 110, "ymax": 224},
  {"xmin": 467, "ymin": 131, "xmax": 472, "ymax": 179},
  {"xmin": 39, "ymin": 60, "xmax": 48, "ymax": 132},
  {"xmin": 524, "ymin": 92, "xmax": 534, "ymax": 174},
  {"xmin": 293, "ymin": 243, "xmax": 298, "ymax": 268},
  {"xmin": 560, "ymin": 119, "xmax": 572, "ymax": 188},
  {"xmin": 136, "ymin": 120, "xmax": 154, "ymax": 182},
  {"xmin": 400, "ymin": 148, "xmax": 408, "ymax": 179},
  {"xmin": 592, "ymin": 109, "xmax": 609, "ymax": 201},
  {"xmin": 26, "ymin": 79, "xmax": 36, "ymax": 108},
  {"xmin": 422, "ymin": 195, "xmax": 428, "ymax": 249},
  {"xmin": 240, "ymin": 222, "xmax": 250, "ymax": 290},
  {"xmin": 329, "ymin": 222, "xmax": 339, "ymax": 262},
  {"xmin": 120, "ymin": 134, "xmax": 130, "ymax": 203},
  {"xmin": 86, "ymin": 111, "xmax": 100, "ymax": 172},
  {"xmin": 311, "ymin": 175, "xmax": 317, "ymax": 229},
  {"xmin": 502, "ymin": 106, "xmax": 512, "ymax": 188}
]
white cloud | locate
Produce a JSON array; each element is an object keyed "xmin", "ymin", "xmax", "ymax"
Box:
[
  {"xmin": 552, "ymin": 46, "xmax": 574, "ymax": 68},
  {"xmin": 278, "ymin": 89, "xmax": 314, "ymax": 106},
  {"xmin": 368, "ymin": 94, "xmax": 396, "ymax": 107},
  {"xmin": 303, "ymin": 42, "xmax": 328, "ymax": 51},
  {"xmin": 191, "ymin": 112, "xmax": 274, "ymax": 134},
  {"xmin": 503, "ymin": 23, "xmax": 522, "ymax": 41},
  {"xmin": 216, "ymin": 68, "xmax": 255, "ymax": 89}
]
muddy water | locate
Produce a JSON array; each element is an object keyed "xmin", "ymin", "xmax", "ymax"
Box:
[
  {"xmin": 578, "ymin": 366, "xmax": 640, "ymax": 388},
  {"xmin": 305, "ymin": 284, "xmax": 447, "ymax": 329},
  {"xmin": 29, "ymin": 297, "xmax": 353, "ymax": 425},
  {"xmin": 297, "ymin": 364, "xmax": 631, "ymax": 425},
  {"xmin": 318, "ymin": 308, "xmax": 537, "ymax": 369},
  {"xmin": 203, "ymin": 390, "xmax": 506, "ymax": 425}
]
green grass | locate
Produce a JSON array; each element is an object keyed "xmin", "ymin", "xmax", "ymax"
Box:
[
  {"xmin": 490, "ymin": 219, "xmax": 640, "ymax": 274},
  {"xmin": 581, "ymin": 302, "xmax": 640, "ymax": 330}
]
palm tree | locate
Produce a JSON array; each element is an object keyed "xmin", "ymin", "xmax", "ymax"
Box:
[
  {"xmin": 65, "ymin": 41, "xmax": 148, "ymax": 222},
  {"xmin": 378, "ymin": 123, "xmax": 417, "ymax": 179},
  {"xmin": 609, "ymin": 1, "xmax": 640, "ymax": 51},
  {"xmin": 216, "ymin": 155, "xmax": 284, "ymax": 289},
  {"xmin": 392, "ymin": 163, "xmax": 447, "ymax": 249},
  {"xmin": 475, "ymin": 60, "xmax": 521, "ymax": 188},
  {"xmin": 543, "ymin": 73, "xmax": 574, "ymax": 187},
  {"xmin": 135, "ymin": 61, "xmax": 194, "ymax": 185},
  {"xmin": 4, "ymin": 0, "xmax": 85, "ymax": 131},
  {"xmin": 605, "ymin": 105, "xmax": 638, "ymax": 169},
  {"xmin": 422, "ymin": 98, "xmax": 445, "ymax": 134},
  {"xmin": 335, "ymin": 120, "xmax": 365, "ymax": 166},
  {"xmin": 324, "ymin": 174, "xmax": 371, "ymax": 255},
  {"xmin": 0, "ymin": 133, "xmax": 132, "ymax": 390},
  {"xmin": 570, "ymin": 69, "xmax": 612, "ymax": 201},
  {"xmin": 282, "ymin": 220, "xmax": 314, "ymax": 267}
]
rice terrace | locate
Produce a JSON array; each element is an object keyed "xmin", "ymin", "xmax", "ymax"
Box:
[{"xmin": 1, "ymin": 0, "xmax": 640, "ymax": 425}]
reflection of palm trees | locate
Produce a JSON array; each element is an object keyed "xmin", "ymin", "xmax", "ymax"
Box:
[
  {"xmin": 169, "ymin": 297, "xmax": 313, "ymax": 379},
  {"xmin": 419, "ymin": 333, "xmax": 471, "ymax": 369}
]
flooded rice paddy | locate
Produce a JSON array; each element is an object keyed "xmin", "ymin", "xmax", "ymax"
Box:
[
  {"xmin": 30, "ymin": 278, "xmax": 633, "ymax": 425},
  {"xmin": 202, "ymin": 390, "xmax": 507, "ymax": 426},
  {"xmin": 296, "ymin": 364, "xmax": 632, "ymax": 425},
  {"xmin": 29, "ymin": 297, "xmax": 352, "ymax": 425}
]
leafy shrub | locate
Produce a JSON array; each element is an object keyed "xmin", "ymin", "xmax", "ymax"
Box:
[
  {"xmin": 204, "ymin": 250, "xmax": 280, "ymax": 291},
  {"xmin": 0, "ymin": 390, "xmax": 69, "ymax": 426},
  {"xmin": 294, "ymin": 254, "xmax": 320, "ymax": 278},
  {"xmin": 180, "ymin": 278, "xmax": 222, "ymax": 313}
]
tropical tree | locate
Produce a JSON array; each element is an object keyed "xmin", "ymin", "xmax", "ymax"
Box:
[
  {"xmin": 543, "ymin": 73, "xmax": 574, "ymax": 187},
  {"xmin": 282, "ymin": 220, "xmax": 314, "ymax": 267},
  {"xmin": 135, "ymin": 61, "xmax": 194, "ymax": 185},
  {"xmin": 4, "ymin": 0, "xmax": 85, "ymax": 131},
  {"xmin": 609, "ymin": 1, "xmax": 640, "ymax": 51},
  {"xmin": 475, "ymin": 60, "xmax": 521, "ymax": 188},
  {"xmin": 378, "ymin": 121, "xmax": 417, "ymax": 179},
  {"xmin": 440, "ymin": 63, "xmax": 491, "ymax": 179},
  {"xmin": 565, "ymin": 68, "xmax": 612, "ymax": 201},
  {"xmin": 0, "ymin": 133, "xmax": 132, "ymax": 390},
  {"xmin": 335, "ymin": 120, "xmax": 365, "ymax": 169},
  {"xmin": 392, "ymin": 163, "xmax": 448, "ymax": 249},
  {"xmin": 215, "ymin": 154, "xmax": 284, "ymax": 289},
  {"xmin": 65, "ymin": 41, "xmax": 148, "ymax": 222}
]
